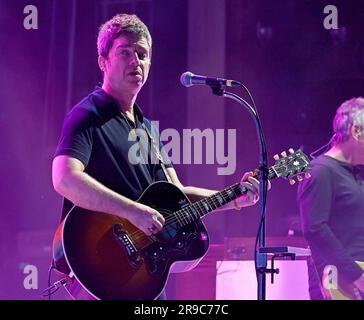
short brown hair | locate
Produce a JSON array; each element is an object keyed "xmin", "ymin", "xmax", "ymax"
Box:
[{"xmin": 97, "ymin": 13, "xmax": 152, "ymax": 58}]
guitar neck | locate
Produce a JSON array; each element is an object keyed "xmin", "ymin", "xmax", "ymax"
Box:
[{"xmin": 174, "ymin": 167, "xmax": 278, "ymax": 227}]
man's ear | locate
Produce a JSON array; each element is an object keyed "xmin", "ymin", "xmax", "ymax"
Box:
[
  {"xmin": 98, "ymin": 55, "xmax": 106, "ymax": 73},
  {"xmin": 351, "ymin": 123, "xmax": 362, "ymax": 140}
]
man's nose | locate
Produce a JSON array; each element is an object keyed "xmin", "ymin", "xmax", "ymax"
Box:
[{"xmin": 130, "ymin": 52, "xmax": 141, "ymax": 65}]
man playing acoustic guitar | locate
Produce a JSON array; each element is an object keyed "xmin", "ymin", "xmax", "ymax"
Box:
[{"xmin": 52, "ymin": 14, "xmax": 260, "ymax": 300}]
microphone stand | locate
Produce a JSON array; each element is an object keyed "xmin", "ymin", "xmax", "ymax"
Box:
[{"xmin": 211, "ymin": 85, "xmax": 269, "ymax": 300}]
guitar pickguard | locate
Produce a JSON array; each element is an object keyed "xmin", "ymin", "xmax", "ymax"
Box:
[{"xmin": 143, "ymin": 227, "xmax": 200, "ymax": 276}]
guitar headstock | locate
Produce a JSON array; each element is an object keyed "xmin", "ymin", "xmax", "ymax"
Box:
[{"xmin": 272, "ymin": 148, "xmax": 311, "ymax": 185}]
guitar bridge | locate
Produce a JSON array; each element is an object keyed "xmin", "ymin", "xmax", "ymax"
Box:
[{"xmin": 113, "ymin": 224, "xmax": 143, "ymax": 268}]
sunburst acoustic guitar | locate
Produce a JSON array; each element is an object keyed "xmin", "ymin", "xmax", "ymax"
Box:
[{"xmin": 52, "ymin": 148, "xmax": 311, "ymax": 300}]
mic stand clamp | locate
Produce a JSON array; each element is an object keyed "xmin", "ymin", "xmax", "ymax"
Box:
[
  {"xmin": 259, "ymin": 246, "xmax": 311, "ymax": 285},
  {"xmin": 257, "ymin": 265, "xmax": 280, "ymax": 285},
  {"xmin": 211, "ymin": 85, "xmax": 225, "ymax": 97},
  {"xmin": 257, "ymin": 253, "xmax": 296, "ymax": 284}
]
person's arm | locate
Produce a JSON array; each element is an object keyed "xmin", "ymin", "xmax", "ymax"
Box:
[
  {"xmin": 52, "ymin": 155, "xmax": 165, "ymax": 236},
  {"xmin": 165, "ymin": 168, "xmax": 260, "ymax": 211}
]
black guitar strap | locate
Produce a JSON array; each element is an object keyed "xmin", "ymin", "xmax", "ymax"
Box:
[{"xmin": 142, "ymin": 121, "xmax": 173, "ymax": 184}]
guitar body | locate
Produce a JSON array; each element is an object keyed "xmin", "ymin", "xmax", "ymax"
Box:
[
  {"xmin": 52, "ymin": 181, "xmax": 209, "ymax": 300},
  {"xmin": 322, "ymin": 261, "xmax": 364, "ymax": 300}
]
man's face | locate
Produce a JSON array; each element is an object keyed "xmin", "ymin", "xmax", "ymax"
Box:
[{"xmin": 101, "ymin": 34, "xmax": 151, "ymax": 94}]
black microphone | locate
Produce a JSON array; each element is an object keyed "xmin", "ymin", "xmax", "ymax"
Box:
[{"xmin": 180, "ymin": 71, "xmax": 240, "ymax": 88}]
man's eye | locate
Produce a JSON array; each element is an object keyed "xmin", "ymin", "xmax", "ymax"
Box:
[
  {"xmin": 121, "ymin": 50, "xmax": 131, "ymax": 56},
  {"xmin": 138, "ymin": 52, "xmax": 147, "ymax": 60}
]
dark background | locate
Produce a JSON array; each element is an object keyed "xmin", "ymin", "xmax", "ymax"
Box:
[{"xmin": 0, "ymin": 0, "xmax": 363, "ymax": 299}]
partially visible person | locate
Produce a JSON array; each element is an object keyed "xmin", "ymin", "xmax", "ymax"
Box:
[{"xmin": 298, "ymin": 97, "xmax": 364, "ymax": 299}]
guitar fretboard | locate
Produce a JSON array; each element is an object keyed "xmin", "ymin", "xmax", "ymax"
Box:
[
  {"xmin": 172, "ymin": 167, "xmax": 277, "ymax": 227},
  {"xmin": 172, "ymin": 183, "xmax": 245, "ymax": 227}
]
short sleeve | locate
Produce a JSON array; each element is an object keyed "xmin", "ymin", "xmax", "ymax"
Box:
[{"xmin": 54, "ymin": 106, "xmax": 95, "ymax": 167}]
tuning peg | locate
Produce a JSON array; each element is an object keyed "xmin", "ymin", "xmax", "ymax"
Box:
[
  {"xmin": 289, "ymin": 148, "xmax": 294, "ymax": 154},
  {"xmin": 273, "ymin": 154, "xmax": 279, "ymax": 161},
  {"xmin": 281, "ymin": 151, "xmax": 287, "ymax": 157},
  {"xmin": 305, "ymin": 172, "xmax": 311, "ymax": 179},
  {"xmin": 289, "ymin": 178, "xmax": 296, "ymax": 185},
  {"xmin": 297, "ymin": 175, "xmax": 303, "ymax": 182}
]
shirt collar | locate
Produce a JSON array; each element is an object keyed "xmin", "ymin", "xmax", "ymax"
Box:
[{"xmin": 91, "ymin": 85, "xmax": 144, "ymax": 122}]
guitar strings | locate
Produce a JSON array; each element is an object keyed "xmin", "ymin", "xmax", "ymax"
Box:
[
  {"xmin": 130, "ymin": 184, "xmax": 253, "ymax": 243},
  {"xmin": 129, "ymin": 186, "xmax": 242, "ymax": 243},
  {"xmin": 130, "ymin": 199, "xmax": 225, "ymax": 243},
  {"xmin": 128, "ymin": 157, "xmax": 307, "ymax": 243}
]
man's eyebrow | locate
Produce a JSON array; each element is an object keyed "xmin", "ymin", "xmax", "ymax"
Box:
[
  {"xmin": 116, "ymin": 44, "xmax": 131, "ymax": 49},
  {"xmin": 116, "ymin": 44, "xmax": 148, "ymax": 51}
]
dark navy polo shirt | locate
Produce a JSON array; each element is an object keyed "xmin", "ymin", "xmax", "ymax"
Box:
[{"xmin": 54, "ymin": 87, "xmax": 172, "ymax": 220}]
